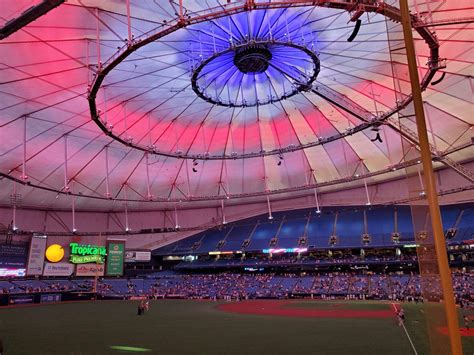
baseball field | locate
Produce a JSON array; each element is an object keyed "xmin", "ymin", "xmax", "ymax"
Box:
[{"xmin": 0, "ymin": 299, "xmax": 472, "ymax": 354}]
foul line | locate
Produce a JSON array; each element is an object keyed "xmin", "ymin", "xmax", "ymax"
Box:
[{"xmin": 392, "ymin": 302, "xmax": 418, "ymax": 355}]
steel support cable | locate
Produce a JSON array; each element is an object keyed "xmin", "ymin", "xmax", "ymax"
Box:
[{"xmin": 2, "ymin": 146, "xmax": 472, "ymax": 204}]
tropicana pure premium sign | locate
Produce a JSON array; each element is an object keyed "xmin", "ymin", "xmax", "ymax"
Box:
[{"xmin": 69, "ymin": 243, "xmax": 106, "ymax": 264}]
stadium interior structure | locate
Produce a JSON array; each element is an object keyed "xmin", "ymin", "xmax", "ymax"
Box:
[{"xmin": 0, "ymin": 0, "xmax": 473, "ymax": 354}]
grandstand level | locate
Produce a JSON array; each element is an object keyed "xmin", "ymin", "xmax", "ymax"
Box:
[{"xmin": 0, "ymin": 1, "xmax": 473, "ymax": 354}]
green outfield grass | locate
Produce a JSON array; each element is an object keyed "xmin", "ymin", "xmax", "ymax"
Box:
[{"xmin": 0, "ymin": 300, "xmax": 472, "ymax": 354}]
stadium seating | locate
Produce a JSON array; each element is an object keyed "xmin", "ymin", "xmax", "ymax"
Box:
[
  {"xmin": 1, "ymin": 272, "xmax": 472, "ymax": 304},
  {"xmin": 154, "ymin": 204, "xmax": 473, "ymax": 255}
]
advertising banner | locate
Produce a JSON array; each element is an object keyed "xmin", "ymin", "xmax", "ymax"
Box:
[
  {"xmin": 69, "ymin": 243, "xmax": 106, "ymax": 264},
  {"xmin": 9, "ymin": 295, "xmax": 34, "ymax": 305},
  {"xmin": 106, "ymin": 240, "xmax": 125, "ymax": 276},
  {"xmin": 75, "ymin": 263, "xmax": 105, "ymax": 277},
  {"xmin": 26, "ymin": 234, "xmax": 47, "ymax": 276},
  {"xmin": 0, "ymin": 244, "xmax": 28, "ymax": 268},
  {"xmin": 40, "ymin": 293, "xmax": 62, "ymax": 303},
  {"xmin": 125, "ymin": 250, "xmax": 151, "ymax": 263},
  {"xmin": 43, "ymin": 262, "xmax": 74, "ymax": 276},
  {"xmin": 129, "ymin": 296, "xmax": 147, "ymax": 300},
  {"xmin": 0, "ymin": 268, "xmax": 26, "ymax": 277},
  {"xmin": 70, "ymin": 254, "xmax": 103, "ymax": 264}
]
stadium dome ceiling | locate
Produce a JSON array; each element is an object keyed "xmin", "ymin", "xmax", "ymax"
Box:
[{"xmin": 0, "ymin": 0, "xmax": 472, "ymax": 212}]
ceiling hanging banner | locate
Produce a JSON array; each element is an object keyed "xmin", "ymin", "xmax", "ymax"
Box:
[
  {"xmin": 125, "ymin": 250, "xmax": 151, "ymax": 263},
  {"xmin": 105, "ymin": 240, "xmax": 125, "ymax": 276},
  {"xmin": 26, "ymin": 234, "xmax": 47, "ymax": 276}
]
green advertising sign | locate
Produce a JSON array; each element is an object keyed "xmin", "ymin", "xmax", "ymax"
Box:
[
  {"xmin": 69, "ymin": 243, "xmax": 106, "ymax": 264},
  {"xmin": 70, "ymin": 254, "xmax": 104, "ymax": 264},
  {"xmin": 106, "ymin": 241, "xmax": 125, "ymax": 276}
]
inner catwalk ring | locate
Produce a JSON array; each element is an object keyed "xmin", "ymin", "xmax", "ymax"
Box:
[{"xmin": 190, "ymin": 40, "xmax": 320, "ymax": 108}]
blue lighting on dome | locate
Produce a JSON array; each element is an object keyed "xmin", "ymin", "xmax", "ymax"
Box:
[{"xmin": 186, "ymin": 8, "xmax": 321, "ymax": 107}]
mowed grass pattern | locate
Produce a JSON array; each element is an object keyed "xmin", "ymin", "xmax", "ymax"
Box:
[{"xmin": 0, "ymin": 300, "xmax": 472, "ymax": 354}]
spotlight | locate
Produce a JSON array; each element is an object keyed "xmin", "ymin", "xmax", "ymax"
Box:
[
  {"xmin": 268, "ymin": 215, "xmax": 273, "ymax": 220},
  {"xmin": 445, "ymin": 228, "xmax": 457, "ymax": 239},
  {"xmin": 370, "ymin": 129, "xmax": 383, "ymax": 142},
  {"xmin": 391, "ymin": 232, "xmax": 400, "ymax": 243},
  {"xmin": 362, "ymin": 233, "xmax": 371, "ymax": 244},
  {"xmin": 277, "ymin": 154, "xmax": 283, "ymax": 166},
  {"xmin": 316, "ymin": 210, "xmax": 321, "ymax": 214},
  {"xmin": 72, "ymin": 228, "xmax": 77, "ymax": 233},
  {"xmin": 417, "ymin": 231, "xmax": 427, "ymax": 240}
]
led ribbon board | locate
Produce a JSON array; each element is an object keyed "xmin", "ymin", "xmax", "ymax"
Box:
[
  {"xmin": 262, "ymin": 248, "xmax": 308, "ymax": 254},
  {"xmin": 69, "ymin": 243, "xmax": 106, "ymax": 264}
]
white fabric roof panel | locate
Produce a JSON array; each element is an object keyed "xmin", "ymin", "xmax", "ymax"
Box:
[{"xmin": 0, "ymin": 0, "xmax": 472, "ymax": 212}]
